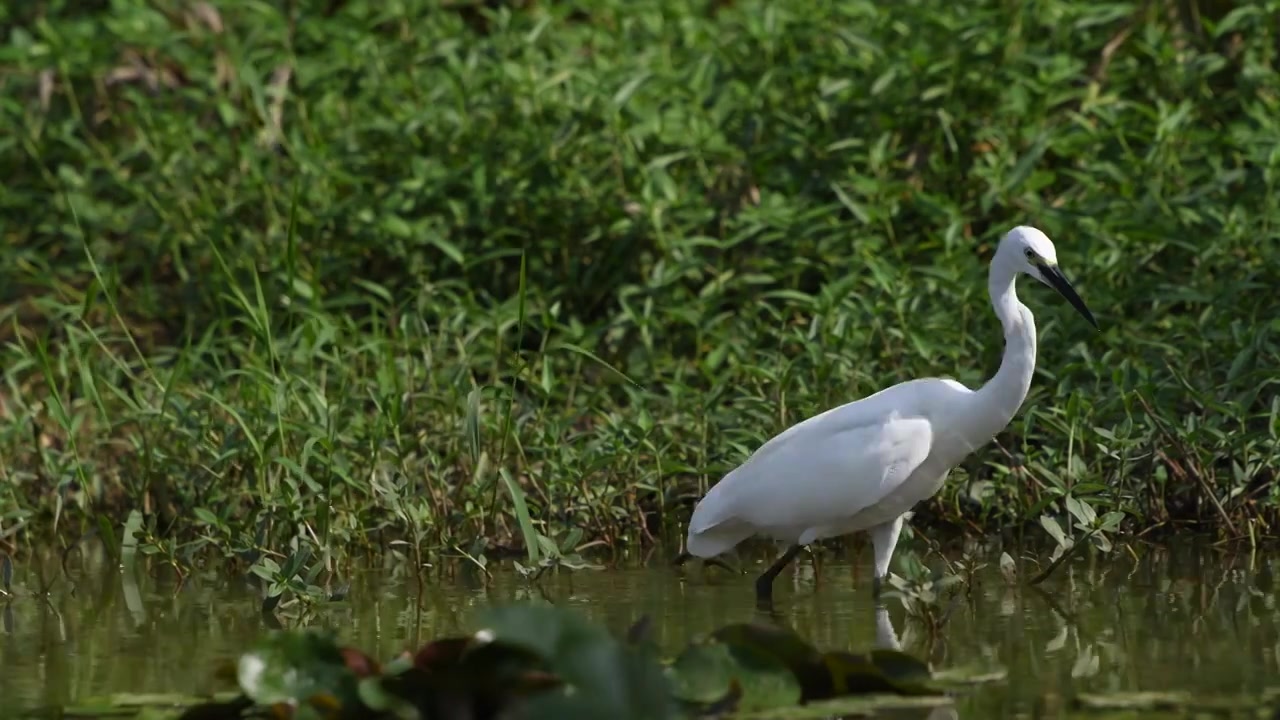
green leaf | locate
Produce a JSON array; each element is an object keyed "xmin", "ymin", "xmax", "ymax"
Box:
[
  {"xmin": 736, "ymin": 694, "xmax": 952, "ymax": 718},
  {"xmin": 1099, "ymin": 510, "xmax": 1125, "ymax": 531},
  {"xmin": 821, "ymin": 649, "xmax": 938, "ymax": 697},
  {"xmin": 613, "ymin": 72, "xmax": 652, "ymax": 107},
  {"xmin": 120, "ymin": 510, "xmax": 143, "ymax": 570},
  {"xmin": 357, "ymin": 676, "xmax": 417, "ymax": 718},
  {"xmin": 191, "ymin": 507, "xmax": 220, "ymax": 528},
  {"xmin": 552, "ymin": 341, "xmax": 645, "ymax": 390},
  {"xmin": 280, "ymin": 546, "xmax": 311, "ymax": 581},
  {"xmin": 561, "ymin": 527, "xmax": 583, "ymax": 553},
  {"xmin": 499, "ymin": 467, "xmax": 540, "ymax": 566},
  {"xmin": 709, "ymin": 623, "xmax": 830, "ymax": 701},
  {"xmin": 535, "ymin": 533, "xmax": 559, "ymax": 559},
  {"xmin": 1039, "ymin": 514, "xmax": 1069, "ymax": 548},
  {"xmin": 1065, "ymin": 495, "xmax": 1096, "ymax": 528},
  {"xmin": 464, "ymin": 388, "xmax": 482, "ymax": 465},
  {"xmin": 375, "ymin": 634, "xmax": 559, "ymax": 714},
  {"xmin": 669, "ymin": 640, "xmax": 801, "ymax": 711},
  {"xmin": 236, "ymin": 629, "xmax": 359, "ymax": 709},
  {"xmin": 474, "ymin": 603, "xmax": 675, "ymax": 720},
  {"xmin": 381, "ymin": 214, "xmax": 413, "ymax": 238},
  {"xmin": 426, "ymin": 231, "xmax": 465, "ymax": 265}
]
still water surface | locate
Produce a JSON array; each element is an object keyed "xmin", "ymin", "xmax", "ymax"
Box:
[{"xmin": 2, "ymin": 543, "xmax": 1278, "ymax": 717}]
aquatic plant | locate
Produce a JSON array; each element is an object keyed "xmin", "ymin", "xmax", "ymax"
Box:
[{"xmin": 64, "ymin": 603, "xmax": 966, "ymax": 720}]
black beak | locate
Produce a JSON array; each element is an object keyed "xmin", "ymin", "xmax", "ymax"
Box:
[{"xmin": 1037, "ymin": 262, "xmax": 1099, "ymax": 330}]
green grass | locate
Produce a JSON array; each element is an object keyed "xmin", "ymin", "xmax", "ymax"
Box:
[{"xmin": 1, "ymin": 0, "xmax": 1278, "ymax": 576}]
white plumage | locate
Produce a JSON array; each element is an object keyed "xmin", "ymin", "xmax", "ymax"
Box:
[{"xmin": 678, "ymin": 226, "xmax": 1099, "ymax": 606}]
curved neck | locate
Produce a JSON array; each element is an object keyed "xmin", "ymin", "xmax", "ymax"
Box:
[{"xmin": 976, "ymin": 263, "xmax": 1037, "ymax": 423}]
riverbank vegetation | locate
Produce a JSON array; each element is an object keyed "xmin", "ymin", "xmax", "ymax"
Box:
[{"xmin": 1, "ymin": 0, "xmax": 1278, "ymax": 575}]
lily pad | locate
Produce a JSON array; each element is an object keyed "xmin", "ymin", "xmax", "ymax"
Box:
[
  {"xmin": 710, "ymin": 623, "xmax": 829, "ymax": 701},
  {"xmin": 54, "ymin": 693, "xmax": 250, "ymax": 720},
  {"xmin": 355, "ymin": 676, "xmax": 421, "ymax": 720},
  {"xmin": 372, "ymin": 634, "xmax": 560, "ymax": 718},
  {"xmin": 669, "ymin": 639, "xmax": 803, "ymax": 712},
  {"xmin": 474, "ymin": 603, "xmax": 676, "ymax": 720},
  {"xmin": 1073, "ymin": 691, "xmax": 1192, "ymax": 710},
  {"xmin": 930, "ymin": 665, "xmax": 1008, "ymax": 688},
  {"xmin": 236, "ymin": 629, "xmax": 360, "ymax": 711},
  {"xmin": 1072, "ymin": 690, "xmax": 1279, "ymax": 714},
  {"xmin": 338, "ymin": 646, "xmax": 381, "ymax": 678},
  {"xmin": 670, "ymin": 620, "xmax": 947, "ymax": 712},
  {"xmin": 735, "ymin": 693, "xmax": 954, "ymax": 719},
  {"xmin": 51, "ymin": 602, "xmax": 954, "ymax": 720},
  {"xmin": 821, "ymin": 649, "xmax": 938, "ymax": 697}
]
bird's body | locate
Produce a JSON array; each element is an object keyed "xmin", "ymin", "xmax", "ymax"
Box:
[
  {"xmin": 678, "ymin": 226, "xmax": 1098, "ymax": 606},
  {"xmin": 686, "ymin": 379, "xmax": 969, "ymax": 559}
]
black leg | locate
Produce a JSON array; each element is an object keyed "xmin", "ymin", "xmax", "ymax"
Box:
[
  {"xmin": 672, "ymin": 551, "xmax": 693, "ymax": 567},
  {"xmin": 755, "ymin": 544, "xmax": 804, "ymax": 609}
]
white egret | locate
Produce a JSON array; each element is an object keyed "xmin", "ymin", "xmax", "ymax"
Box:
[{"xmin": 674, "ymin": 226, "xmax": 1098, "ymax": 607}]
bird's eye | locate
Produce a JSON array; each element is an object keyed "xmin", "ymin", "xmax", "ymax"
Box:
[{"xmin": 1023, "ymin": 248, "xmax": 1036, "ymax": 261}]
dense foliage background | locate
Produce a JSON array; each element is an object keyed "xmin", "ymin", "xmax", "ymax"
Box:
[{"xmin": 1, "ymin": 0, "xmax": 1277, "ymax": 570}]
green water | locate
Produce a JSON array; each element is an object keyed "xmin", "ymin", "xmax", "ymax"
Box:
[{"xmin": 1, "ymin": 543, "xmax": 1277, "ymax": 718}]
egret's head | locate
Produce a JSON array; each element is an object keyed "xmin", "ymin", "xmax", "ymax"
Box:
[{"xmin": 1000, "ymin": 225, "xmax": 1099, "ymax": 330}]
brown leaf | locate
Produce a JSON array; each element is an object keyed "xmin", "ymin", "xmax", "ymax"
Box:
[
  {"xmin": 259, "ymin": 64, "xmax": 293, "ymax": 149},
  {"xmin": 340, "ymin": 646, "xmax": 381, "ymax": 678},
  {"xmin": 215, "ymin": 52, "xmax": 234, "ymax": 91},
  {"xmin": 192, "ymin": 2, "xmax": 224, "ymax": 34},
  {"xmin": 37, "ymin": 69, "xmax": 54, "ymax": 111},
  {"xmin": 106, "ymin": 65, "xmax": 147, "ymax": 87},
  {"xmin": 413, "ymin": 637, "xmax": 473, "ymax": 671}
]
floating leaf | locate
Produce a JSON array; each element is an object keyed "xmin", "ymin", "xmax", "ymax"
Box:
[
  {"xmin": 177, "ymin": 698, "xmax": 255, "ymax": 720},
  {"xmin": 55, "ymin": 693, "xmax": 254, "ymax": 720},
  {"xmin": 339, "ymin": 647, "xmax": 380, "ymax": 678},
  {"xmin": 687, "ymin": 679, "xmax": 743, "ymax": 718},
  {"xmin": 1074, "ymin": 690, "xmax": 1192, "ymax": 710},
  {"xmin": 355, "ymin": 676, "xmax": 418, "ymax": 719},
  {"xmin": 475, "ymin": 603, "xmax": 676, "ymax": 720},
  {"xmin": 821, "ymin": 648, "xmax": 938, "ymax": 697},
  {"xmin": 403, "ymin": 632, "xmax": 558, "ymax": 696},
  {"xmin": 736, "ymin": 693, "xmax": 952, "ymax": 718},
  {"xmin": 376, "ymin": 642, "xmax": 560, "ymax": 720},
  {"xmin": 669, "ymin": 639, "xmax": 801, "ymax": 711},
  {"xmin": 53, "ymin": 602, "xmax": 948, "ymax": 720},
  {"xmin": 931, "ymin": 665, "xmax": 1009, "ymax": 688},
  {"xmin": 866, "ymin": 649, "xmax": 936, "ymax": 694},
  {"xmin": 820, "ymin": 651, "xmax": 893, "ymax": 697},
  {"xmin": 236, "ymin": 629, "xmax": 360, "ymax": 710},
  {"xmin": 412, "ymin": 636, "xmax": 473, "ymax": 671},
  {"xmin": 710, "ymin": 622, "xmax": 826, "ymax": 699}
]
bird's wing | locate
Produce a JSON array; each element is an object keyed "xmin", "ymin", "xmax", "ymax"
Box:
[{"xmin": 691, "ymin": 398, "xmax": 934, "ymax": 536}]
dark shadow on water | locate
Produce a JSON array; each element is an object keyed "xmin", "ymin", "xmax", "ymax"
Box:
[{"xmin": 1, "ymin": 540, "xmax": 1278, "ymax": 717}]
